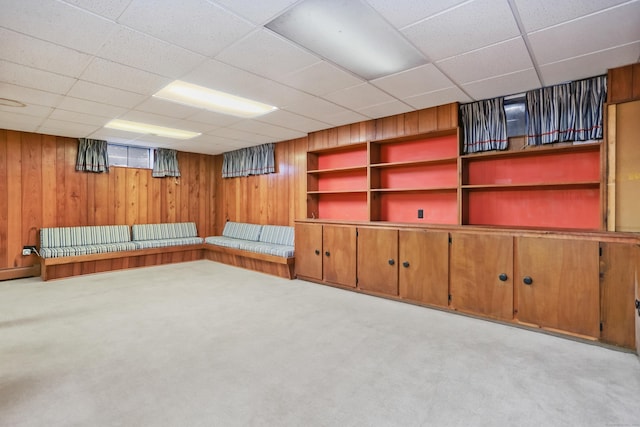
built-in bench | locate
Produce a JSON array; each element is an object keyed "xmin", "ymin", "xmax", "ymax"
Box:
[
  {"xmin": 204, "ymin": 222, "xmax": 295, "ymax": 279},
  {"xmin": 40, "ymin": 223, "xmax": 204, "ymax": 281}
]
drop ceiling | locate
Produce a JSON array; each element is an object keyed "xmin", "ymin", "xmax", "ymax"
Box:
[{"xmin": 1, "ymin": 0, "xmax": 638, "ymax": 155}]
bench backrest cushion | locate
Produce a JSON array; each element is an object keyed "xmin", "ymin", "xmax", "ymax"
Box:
[
  {"xmin": 259, "ymin": 225, "xmax": 294, "ymax": 246},
  {"xmin": 221, "ymin": 222, "xmax": 262, "ymax": 242},
  {"xmin": 132, "ymin": 222, "xmax": 198, "ymax": 241},
  {"xmin": 40, "ymin": 225, "xmax": 131, "ymax": 248}
]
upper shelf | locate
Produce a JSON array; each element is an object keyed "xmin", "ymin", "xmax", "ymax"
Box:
[
  {"xmin": 461, "ymin": 141, "xmax": 601, "ymax": 160},
  {"xmin": 370, "ymin": 156, "xmax": 458, "ymax": 169},
  {"xmin": 307, "ymin": 165, "xmax": 367, "ymax": 174}
]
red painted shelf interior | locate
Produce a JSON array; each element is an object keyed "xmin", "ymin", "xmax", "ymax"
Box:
[
  {"xmin": 376, "ymin": 163, "xmax": 457, "ymax": 189},
  {"xmin": 465, "ymin": 149, "xmax": 600, "ymax": 185},
  {"xmin": 375, "ymin": 134, "xmax": 458, "ymax": 163},
  {"xmin": 466, "ymin": 188, "xmax": 600, "ymax": 229},
  {"xmin": 316, "ymin": 170, "xmax": 367, "ymax": 192},
  {"xmin": 317, "ymin": 193, "xmax": 368, "ymax": 221},
  {"xmin": 377, "ymin": 191, "xmax": 458, "ymax": 224},
  {"xmin": 316, "ymin": 146, "xmax": 367, "ymax": 170}
]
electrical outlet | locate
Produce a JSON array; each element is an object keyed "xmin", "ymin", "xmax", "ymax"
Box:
[
  {"xmin": 417, "ymin": 209, "xmax": 424, "ymax": 219},
  {"xmin": 22, "ymin": 248, "xmax": 32, "ymax": 256}
]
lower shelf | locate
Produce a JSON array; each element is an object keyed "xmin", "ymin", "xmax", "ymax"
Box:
[
  {"xmin": 372, "ymin": 190, "xmax": 458, "ymax": 223},
  {"xmin": 316, "ymin": 193, "xmax": 368, "ymax": 221}
]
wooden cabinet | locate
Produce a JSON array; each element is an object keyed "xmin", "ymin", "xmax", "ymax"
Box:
[
  {"xmin": 357, "ymin": 227, "xmax": 398, "ymax": 296},
  {"xmin": 461, "ymin": 143, "xmax": 602, "ymax": 230},
  {"xmin": 322, "ymin": 225, "xmax": 357, "ymax": 288},
  {"xmin": 450, "ymin": 232, "xmax": 514, "ymax": 320},
  {"xmin": 399, "ymin": 230, "xmax": 449, "ymax": 307},
  {"xmin": 295, "ymin": 223, "xmax": 323, "ymax": 281},
  {"xmin": 515, "ymin": 237, "xmax": 600, "ymax": 338}
]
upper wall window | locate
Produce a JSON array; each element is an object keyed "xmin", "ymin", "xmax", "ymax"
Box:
[
  {"xmin": 107, "ymin": 144, "xmax": 152, "ymax": 169},
  {"xmin": 504, "ymin": 94, "xmax": 526, "ymax": 138}
]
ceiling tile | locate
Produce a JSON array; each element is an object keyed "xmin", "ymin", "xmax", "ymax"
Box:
[
  {"xmin": 62, "ymin": 0, "xmax": 132, "ymax": 19},
  {"xmin": 514, "ymin": 0, "xmax": 630, "ymax": 33},
  {"xmin": 278, "ymin": 61, "xmax": 365, "ymax": 96},
  {"xmin": 0, "ymin": 0, "xmax": 115, "ymax": 54},
  {"xmin": 371, "ymin": 64, "xmax": 454, "ymax": 99},
  {"xmin": 529, "ymin": 2, "xmax": 640, "ymax": 65},
  {"xmin": 0, "ymin": 28, "xmax": 92, "ymax": 78},
  {"xmin": 462, "ymin": 68, "xmax": 541, "ymax": 100},
  {"xmin": 213, "ymin": 0, "xmax": 299, "ymax": 25},
  {"xmin": 165, "ymin": 119, "xmax": 218, "ymax": 134},
  {"xmin": 366, "ymin": 0, "xmax": 468, "ymax": 29},
  {"xmin": 48, "ymin": 109, "xmax": 110, "ymax": 127},
  {"xmin": 215, "ymin": 29, "xmax": 320, "ymax": 80},
  {"xmin": 229, "ymin": 120, "xmax": 306, "ymax": 140},
  {"xmin": 321, "ymin": 110, "xmax": 370, "ymax": 127},
  {"xmin": 0, "ymin": 60, "xmax": 77, "ymax": 95},
  {"xmin": 87, "ymin": 128, "xmax": 142, "ymax": 144},
  {"xmin": 540, "ymin": 42, "xmax": 640, "ymax": 86},
  {"xmin": 323, "ymin": 83, "xmax": 397, "ymax": 110},
  {"xmin": 357, "ymin": 100, "xmax": 414, "ymax": 119},
  {"xmin": 56, "ymin": 97, "xmax": 128, "ymax": 118},
  {"xmin": 210, "ymin": 127, "xmax": 273, "ymax": 144},
  {"xmin": 66, "ymin": 80, "xmax": 147, "ymax": 108},
  {"xmin": 402, "ymin": 0, "xmax": 520, "ymax": 61},
  {"xmin": 185, "ymin": 110, "xmax": 244, "ymax": 128},
  {"xmin": 256, "ymin": 109, "xmax": 330, "ymax": 133},
  {"xmin": 80, "ymin": 58, "xmax": 171, "ymax": 95},
  {"xmin": 0, "ymin": 83, "xmax": 64, "ymax": 108},
  {"xmin": 404, "ymin": 86, "xmax": 472, "ymax": 109},
  {"xmin": 281, "ymin": 93, "xmax": 352, "ymax": 120},
  {"xmin": 0, "ymin": 113, "xmax": 42, "ymax": 132},
  {"xmin": 96, "ymin": 27, "xmax": 206, "ymax": 78},
  {"xmin": 181, "ymin": 59, "xmax": 271, "ymax": 98},
  {"xmin": 437, "ymin": 37, "xmax": 534, "ymax": 84},
  {"xmin": 37, "ymin": 118, "xmax": 101, "ymax": 137},
  {"xmin": 118, "ymin": 0, "xmax": 254, "ymax": 57},
  {"xmin": 0, "ymin": 103, "xmax": 52, "ymax": 120},
  {"xmin": 134, "ymin": 98, "xmax": 202, "ymax": 120}
]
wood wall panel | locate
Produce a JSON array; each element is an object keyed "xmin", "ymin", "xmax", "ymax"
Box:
[
  {"xmin": 0, "ymin": 130, "xmax": 216, "ymax": 273},
  {"xmin": 608, "ymin": 63, "xmax": 640, "ymax": 104}
]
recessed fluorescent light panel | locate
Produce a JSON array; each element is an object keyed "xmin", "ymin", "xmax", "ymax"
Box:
[
  {"xmin": 104, "ymin": 119, "xmax": 201, "ymax": 140},
  {"xmin": 153, "ymin": 81, "xmax": 278, "ymax": 118},
  {"xmin": 266, "ymin": 0, "xmax": 427, "ymax": 80}
]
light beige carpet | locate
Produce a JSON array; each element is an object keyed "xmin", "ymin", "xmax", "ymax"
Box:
[{"xmin": 1, "ymin": 260, "xmax": 639, "ymax": 426}]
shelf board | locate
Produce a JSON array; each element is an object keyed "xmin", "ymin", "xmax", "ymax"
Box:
[
  {"xmin": 307, "ymin": 165, "xmax": 367, "ymax": 174},
  {"xmin": 371, "ymin": 187, "xmax": 458, "ymax": 193},
  {"xmin": 461, "ymin": 141, "xmax": 601, "ymax": 160},
  {"xmin": 307, "ymin": 190, "xmax": 368, "ymax": 195},
  {"xmin": 371, "ymin": 129, "xmax": 457, "ymax": 145},
  {"xmin": 461, "ymin": 181, "xmax": 600, "ymax": 190},
  {"xmin": 307, "ymin": 142, "xmax": 368, "ymax": 154},
  {"xmin": 370, "ymin": 156, "xmax": 458, "ymax": 169}
]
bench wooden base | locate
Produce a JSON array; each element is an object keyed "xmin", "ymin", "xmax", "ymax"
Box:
[
  {"xmin": 40, "ymin": 245, "xmax": 204, "ymax": 281},
  {"xmin": 203, "ymin": 245, "xmax": 295, "ymax": 280}
]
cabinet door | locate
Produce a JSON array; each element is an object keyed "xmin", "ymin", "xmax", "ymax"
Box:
[
  {"xmin": 357, "ymin": 227, "xmax": 398, "ymax": 295},
  {"xmin": 323, "ymin": 225, "xmax": 357, "ymax": 288},
  {"xmin": 399, "ymin": 230, "xmax": 449, "ymax": 306},
  {"xmin": 295, "ymin": 223, "xmax": 323, "ymax": 280},
  {"xmin": 516, "ymin": 237, "xmax": 599, "ymax": 338},
  {"xmin": 450, "ymin": 233, "xmax": 514, "ymax": 320}
]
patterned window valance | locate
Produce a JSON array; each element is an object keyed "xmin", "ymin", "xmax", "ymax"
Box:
[
  {"xmin": 152, "ymin": 148, "xmax": 181, "ymax": 178},
  {"xmin": 460, "ymin": 98, "xmax": 508, "ymax": 154},
  {"xmin": 222, "ymin": 143, "xmax": 275, "ymax": 178},
  {"xmin": 76, "ymin": 138, "xmax": 109, "ymax": 173}
]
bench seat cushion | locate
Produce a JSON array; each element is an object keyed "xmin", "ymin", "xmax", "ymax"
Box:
[
  {"xmin": 40, "ymin": 242, "xmax": 137, "ymax": 258},
  {"xmin": 132, "ymin": 237, "xmax": 203, "ymax": 249},
  {"xmin": 41, "ymin": 225, "xmax": 132, "ymax": 248},
  {"xmin": 259, "ymin": 225, "xmax": 294, "ymax": 246},
  {"xmin": 204, "ymin": 236, "xmax": 245, "ymax": 249},
  {"xmin": 236, "ymin": 241, "xmax": 295, "ymax": 258},
  {"xmin": 221, "ymin": 222, "xmax": 262, "ymax": 242},
  {"xmin": 132, "ymin": 222, "xmax": 198, "ymax": 241}
]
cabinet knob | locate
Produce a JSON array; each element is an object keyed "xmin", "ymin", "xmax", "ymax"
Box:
[
  {"xmin": 498, "ymin": 273, "xmax": 508, "ymax": 282},
  {"xmin": 388, "ymin": 259, "xmax": 395, "ymax": 266},
  {"xmin": 325, "ymin": 251, "xmax": 330, "ymax": 257},
  {"xmin": 314, "ymin": 249, "xmax": 320, "ymax": 255},
  {"xmin": 402, "ymin": 261, "xmax": 410, "ymax": 268},
  {"xmin": 523, "ymin": 276, "xmax": 533, "ymax": 285}
]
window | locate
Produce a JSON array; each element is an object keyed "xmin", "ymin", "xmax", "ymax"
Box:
[
  {"xmin": 107, "ymin": 144, "xmax": 152, "ymax": 169},
  {"xmin": 504, "ymin": 94, "xmax": 526, "ymax": 138}
]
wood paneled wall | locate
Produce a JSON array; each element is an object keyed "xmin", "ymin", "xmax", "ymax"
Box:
[
  {"xmin": 214, "ymin": 137, "xmax": 308, "ymax": 232},
  {"xmin": 608, "ymin": 63, "xmax": 640, "ymax": 104},
  {"xmin": 0, "ymin": 129, "xmax": 216, "ymax": 271}
]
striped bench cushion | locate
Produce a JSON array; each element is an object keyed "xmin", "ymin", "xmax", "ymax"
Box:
[
  {"xmin": 204, "ymin": 236, "xmax": 245, "ymax": 249},
  {"xmin": 236, "ymin": 241, "xmax": 295, "ymax": 258},
  {"xmin": 40, "ymin": 225, "xmax": 132, "ymax": 248},
  {"xmin": 259, "ymin": 225, "xmax": 294, "ymax": 246},
  {"xmin": 132, "ymin": 222, "xmax": 198, "ymax": 241},
  {"xmin": 221, "ymin": 222, "xmax": 262, "ymax": 242},
  {"xmin": 132, "ymin": 237, "xmax": 203, "ymax": 249},
  {"xmin": 40, "ymin": 242, "xmax": 137, "ymax": 258}
]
